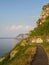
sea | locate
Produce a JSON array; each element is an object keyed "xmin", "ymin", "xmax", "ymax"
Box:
[{"xmin": 0, "ymin": 38, "xmax": 19, "ymax": 57}]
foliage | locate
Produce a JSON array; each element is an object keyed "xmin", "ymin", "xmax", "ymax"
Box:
[{"xmin": 30, "ymin": 16, "xmax": 49, "ymax": 37}]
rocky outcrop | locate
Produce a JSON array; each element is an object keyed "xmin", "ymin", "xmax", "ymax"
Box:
[
  {"xmin": 31, "ymin": 37, "xmax": 49, "ymax": 43},
  {"xmin": 10, "ymin": 50, "xmax": 18, "ymax": 60},
  {"xmin": 32, "ymin": 38, "xmax": 43, "ymax": 43},
  {"xmin": 0, "ymin": 57, "xmax": 5, "ymax": 62},
  {"xmin": 37, "ymin": 3, "xmax": 49, "ymax": 26}
]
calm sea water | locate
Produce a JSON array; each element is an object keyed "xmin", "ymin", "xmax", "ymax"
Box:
[{"xmin": 0, "ymin": 39, "xmax": 18, "ymax": 57}]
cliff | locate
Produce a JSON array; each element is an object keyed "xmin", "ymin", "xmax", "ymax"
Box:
[{"xmin": 37, "ymin": 3, "xmax": 49, "ymax": 26}]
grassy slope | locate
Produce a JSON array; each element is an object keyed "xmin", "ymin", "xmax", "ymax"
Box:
[
  {"xmin": 0, "ymin": 40, "xmax": 36, "ymax": 65},
  {"xmin": 29, "ymin": 16, "xmax": 49, "ymax": 64},
  {"xmin": 29, "ymin": 16, "xmax": 49, "ymax": 37}
]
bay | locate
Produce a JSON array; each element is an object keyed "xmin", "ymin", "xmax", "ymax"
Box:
[{"xmin": 0, "ymin": 39, "xmax": 18, "ymax": 57}]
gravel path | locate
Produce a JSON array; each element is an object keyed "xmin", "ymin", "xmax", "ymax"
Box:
[{"xmin": 31, "ymin": 45, "xmax": 48, "ymax": 65}]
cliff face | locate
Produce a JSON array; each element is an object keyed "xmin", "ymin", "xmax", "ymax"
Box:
[{"xmin": 37, "ymin": 3, "xmax": 49, "ymax": 26}]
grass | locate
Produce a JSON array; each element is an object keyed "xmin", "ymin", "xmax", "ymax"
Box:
[
  {"xmin": 29, "ymin": 17, "xmax": 49, "ymax": 38},
  {"xmin": 0, "ymin": 41, "xmax": 36, "ymax": 65},
  {"xmin": 7, "ymin": 45, "xmax": 36, "ymax": 65}
]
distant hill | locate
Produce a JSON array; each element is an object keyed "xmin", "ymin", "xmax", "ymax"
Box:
[{"xmin": 15, "ymin": 33, "xmax": 28, "ymax": 40}]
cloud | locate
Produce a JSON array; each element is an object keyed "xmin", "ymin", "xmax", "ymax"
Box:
[
  {"xmin": 5, "ymin": 25, "xmax": 33, "ymax": 31},
  {"xmin": 0, "ymin": 25, "xmax": 33, "ymax": 37},
  {"xmin": 6, "ymin": 25, "xmax": 23, "ymax": 31}
]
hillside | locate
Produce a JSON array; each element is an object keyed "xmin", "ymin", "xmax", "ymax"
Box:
[
  {"xmin": 29, "ymin": 16, "xmax": 49, "ymax": 37},
  {"xmin": 0, "ymin": 3, "xmax": 49, "ymax": 65}
]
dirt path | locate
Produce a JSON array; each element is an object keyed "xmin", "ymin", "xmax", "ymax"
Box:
[{"xmin": 31, "ymin": 45, "xmax": 48, "ymax": 65}]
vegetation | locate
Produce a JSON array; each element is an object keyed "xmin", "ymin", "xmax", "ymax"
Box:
[
  {"xmin": 29, "ymin": 16, "xmax": 49, "ymax": 38},
  {"xmin": 0, "ymin": 41, "xmax": 36, "ymax": 65}
]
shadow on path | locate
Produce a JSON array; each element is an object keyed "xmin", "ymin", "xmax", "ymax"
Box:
[{"xmin": 31, "ymin": 45, "xmax": 48, "ymax": 65}]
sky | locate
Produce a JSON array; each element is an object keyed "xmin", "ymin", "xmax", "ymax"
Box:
[{"xmin": 0, "ymin": 0, "xmax": 49, "ymax": 37}]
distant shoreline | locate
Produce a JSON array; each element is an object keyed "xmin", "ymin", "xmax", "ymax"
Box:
[
  {"xmin": 0, "ymin": 38, "xmax": 15, "ymax": 39},
  {"xmin": 0, "ymin": 38, "xmax": 22, "ymax": 40}
]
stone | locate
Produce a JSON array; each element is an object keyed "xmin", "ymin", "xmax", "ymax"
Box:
[
  {"xmin": 46, "ymin": 38, "xmax": 49, "ymax": 42},
  {"xmin": 10, "ymin": 50, "xmax": 18, "ymax": 60},
  {"xmin": 37, "ymin": 3, "xmax": 49, "ymax": 26},
  {"xmin": 32, "ymin": 39, "xmax": 36, "ymax": 43},
  {"xmin": 32, "ymin": 38, "xmax": 43, "ymax": 43},
  {"xmin": 0, "ymin": 57, "xmax": 5, "ymax": 62},
  {"xmin": 36, "ymin": 38, "xmax": 43, "ymax": 43}
]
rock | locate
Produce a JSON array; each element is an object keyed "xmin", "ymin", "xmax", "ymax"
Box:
[
  {"xmin": 46, "ymin": 38, "xmax": 49, "ymax": 42},
  {"xmin": 0, "ymin": 57, "xmax": 5, "ymax": 62},
  {"xmin": 10, "ymin": 50, "xmax": 18, "ymax": 60},
  {"xmin": 37, "ymin": 3, "xmax": 49, "ymax": 26},
  {"xmin": 36, "ymin": 38, "xmax": 43, "ymax": 43},
  {"xmin": 32, "ymin": 38, "xmax": 43, "ymax": 43}
]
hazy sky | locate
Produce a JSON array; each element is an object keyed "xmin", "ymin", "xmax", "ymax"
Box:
[{"xmin": 0, "ymin": 0, "xmax": 49, "ymax": 37}]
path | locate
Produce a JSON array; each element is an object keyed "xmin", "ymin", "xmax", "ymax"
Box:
[{"xmin": 31, "ymin": 45, "xmax": 48, "ymax": 65}]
